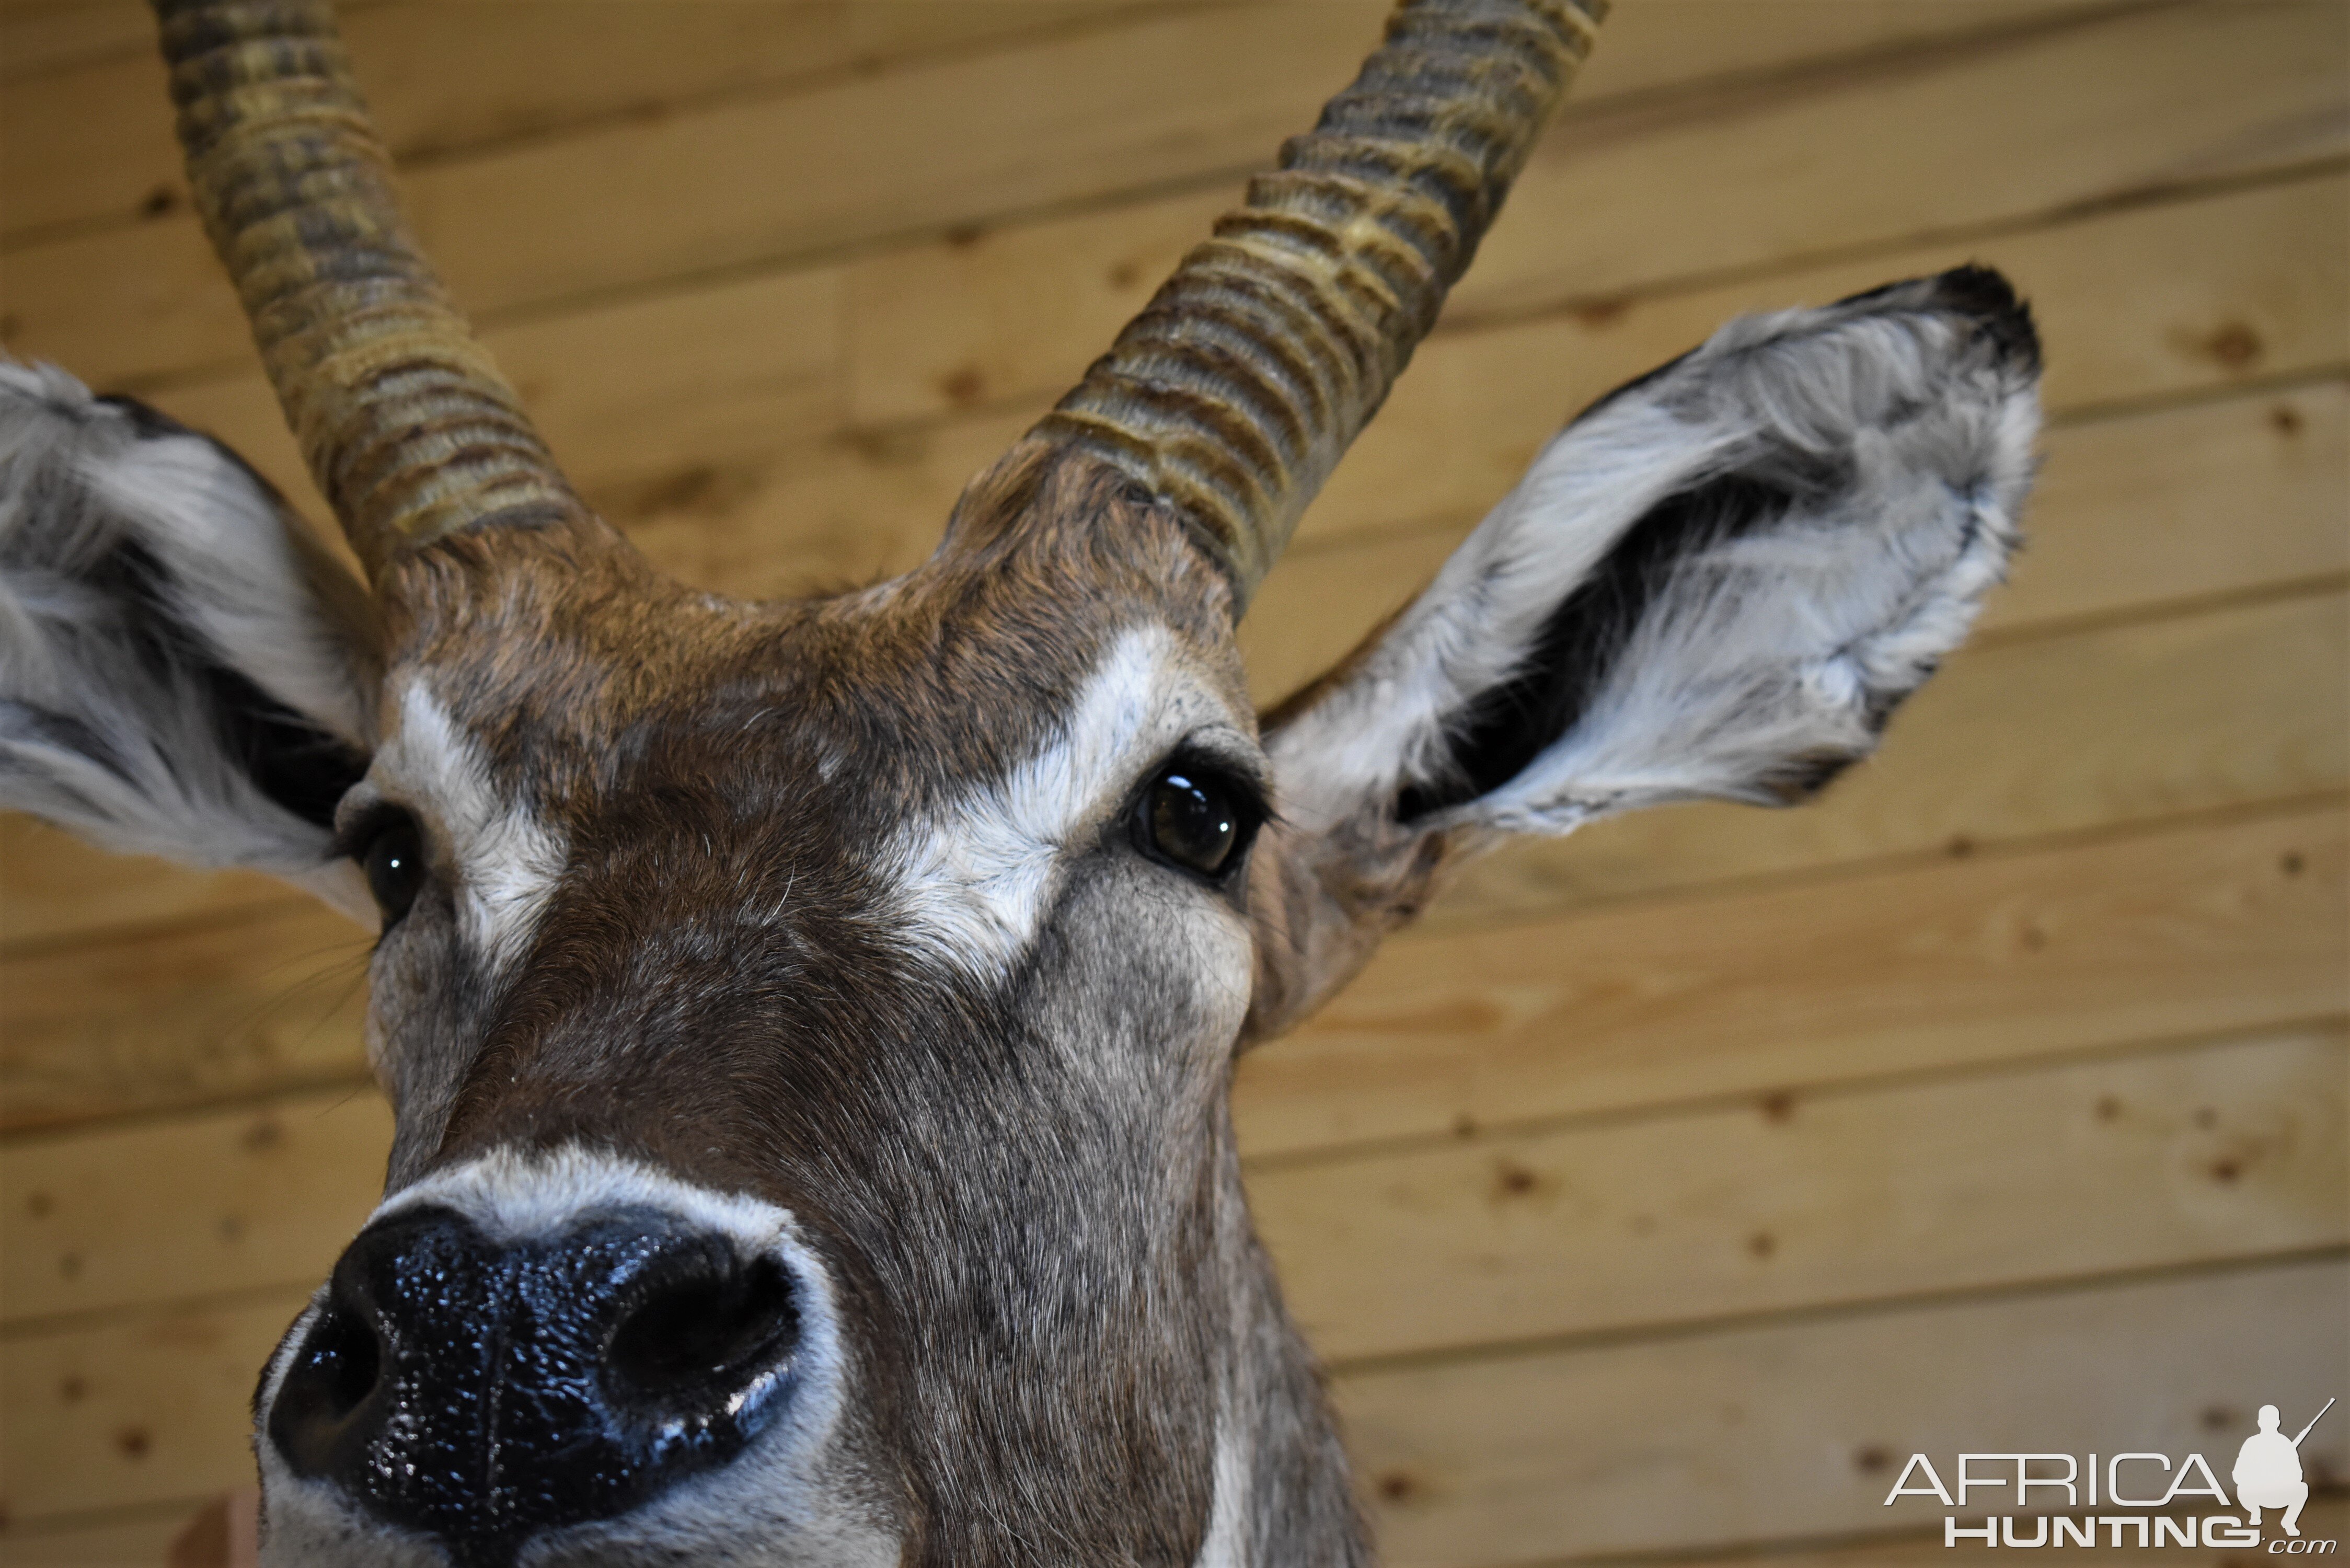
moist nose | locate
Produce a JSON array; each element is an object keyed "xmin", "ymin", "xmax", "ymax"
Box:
[{"xmin": 265, "ymin": 1204, "xmax": 800, "ymax": 1565}]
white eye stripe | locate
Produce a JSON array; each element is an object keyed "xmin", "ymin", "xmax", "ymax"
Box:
[
  {"xmin": 880, "ymin": 624, "xmax": 1252, "ymax": 979},
  {"xmin": 367, "ymin": 678, "xmax": 566, "ymax": 970}
]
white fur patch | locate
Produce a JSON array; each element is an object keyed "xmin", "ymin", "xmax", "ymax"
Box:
[
  {"xmin": 371, "ymin": 1142, "xmax": 797, "ymax": 1249},
  {"xmin": 882, "ymin": 623, "xmax": 1250, "ymax": 978},
  {"xmin": 1271, "ymin": 280, "xmax": 2037, "ymax": 836},
  {"xmin": 0, "ymin": 361, "xmax": 376, "ymax": 907},
  {"xmin": 1194, "ymin": 1416, "xmax": 1253, "ymax": 1568},
  {"xmin": 368, "ymin": 679, "xmax": 566, "ymax": 964}
]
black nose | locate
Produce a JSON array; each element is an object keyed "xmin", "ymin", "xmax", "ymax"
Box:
[{"xmin": 267, "ymin": 1205, "xmax": 801, "ymax": 1568}]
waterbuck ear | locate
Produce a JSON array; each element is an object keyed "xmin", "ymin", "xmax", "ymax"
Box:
[
  {"xmin": 0, "ymin": 362, "xmax": 382, "ymax": 920},
  {"xmin": 1244, "ymin": 267, "xmax": 2040, "ymax": 1041}
]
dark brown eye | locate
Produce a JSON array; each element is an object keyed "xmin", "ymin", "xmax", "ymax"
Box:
[
  {"xmin": 359, "ymin": 811, "xmax": 427, "ymax": 926},
  {"xmin": 1138, "ymin": 768, "xmax": 1253, "ymax": 880}
]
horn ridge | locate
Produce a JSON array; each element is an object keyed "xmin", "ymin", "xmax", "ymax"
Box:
[
  {"xmin": 155, "ymin": 0, "xmax": 580, "ymax": 580},
  {"xmin": 1024, "ymin": 0, "xmax": 1605, "ymax": 609}
]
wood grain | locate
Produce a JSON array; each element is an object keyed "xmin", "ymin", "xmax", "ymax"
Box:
[
  {"xmin": 1234, "ymin": 806, "xmax": 2347, "ymax": 1157},
  {"xmin": 0, "ymin": 1287, "xmax": 308, "ymax": 1522},
  {"xmin": 1258, "ymin": 1028, "xmax": 2347, "ymax": 1362},
  {"xmin": 1246, "ymin": 376, "xmax": 2350, "ymax": 707},
  {"xmin": 0, "ymin": 1505, "xmax": 201, "ymax": 1567},
  {"xmin": 0, "ymin": 902, "xmax": 372, "ymax": 1135},
  {"xmin": 1422, "ymin": 591, "xmax": 2347, "ymax": 929},
  {"xmin": 847, "ymin": 6, "xmax": 2348, "ymax": 428},
  {"xmin": 11, "ymin": 4, "xmax": 2337, "ymax": 395},
  {"xmin": 1338, "ymin": 1258, "xmax": 2348, "ymax": 1566},
  {"xmin": 1, "ymin": 1088, "xmax": 390, "ymax": 1325},
  {"xmin": 1, "ymin": 2, "xmax": 1135, "ymax": 243},
  {"xmin": 612, "ymin": 172, "xmax": 2348, "ymax": 607}
]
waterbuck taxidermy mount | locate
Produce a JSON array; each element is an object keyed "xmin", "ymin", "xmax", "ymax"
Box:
[{"xmin": 0, "ymin": 0, "xmax": 2040, "ymax": 1561}]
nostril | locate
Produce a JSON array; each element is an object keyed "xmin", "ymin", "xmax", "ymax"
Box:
[
  {"xmin": 305, "ymin": 1302, "xmax": 384, "ymax": 1416},
  {"xmin": 269, "ymin": 1297, "xmax": 386, "ymax": 1475},
  {"xmin": 606, "ymin": 1250, "xmax": 798, "ymax": 1416}
]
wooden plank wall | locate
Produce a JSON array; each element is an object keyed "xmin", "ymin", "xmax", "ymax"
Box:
[{"xmin": 1, "ymin": 0, "xmax": 2344, "ymax": 1560}]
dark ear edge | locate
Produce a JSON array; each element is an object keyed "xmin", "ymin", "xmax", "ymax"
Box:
[
  {"xmin": 1396, "ymin": 265, "xmax": 2038, "ymax": 824},
  {"xmin": 1243, "ymin": 265, "xmax": 2040, "ymax": 1043}
]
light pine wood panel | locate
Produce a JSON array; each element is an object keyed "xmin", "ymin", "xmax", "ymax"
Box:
[
  {"xmin": 1258, "ymin": 1028, "xmax": 2348, "ymax": 1363},
  {"xmin": 1, "ymin": 1, "xmax": 2102, "ymax": 246},
  {"xmin": 1, "ymin": 1088, "xmax": 390, "ymax": 1324},
  {"xmin": 1233, "ymin": 806, "xmax": 2347, "ymax": 1158},
  {"xmin": 0, "ymin": 1505, "xmax": 200, "ymax": 1567},
  {"xmin": 0, "ymin": 901, "xmax": 372, "ymax": 1135},
  {"xmin": 126, "ymin": 144, "xmax": 2347, "ymax": 587},
  {"xmin": 1448, "ymin": 0, "xmax": 2349, "ymax": 326},
  {"xmin": 1424, "ymin": 591, "xmax": 2347, "ymax": 929},
  {"xmin": 601, "ymin": 172, "xmax": 2349, "ymax": 607},
  {"xmin": 0, "ymin": 2, "xmax": 1388, "ymax": 386},
  {"xmin": 1287, "ymin": 172, "xmax": 2350, "ymax": 562},
  {"xmin": 0, "ymin": 1288, "xmax": 307, "ymax": 1523},
  {"xmin": 0, "ymin": 815, "xmax": 297, "ymax": 955},
  {"xmin": 12, "ymin": 3, "xmax": 2340, "ymax": 396},
  {"xmin": 847, "ymin": 5, "xmax": 2348, "ymax": 428},
  {"xmin": 1980, "ymin": 378, "xmax": 2350, "ymax": 635},
  {"xmin": 0, "ymin": 0, "xmax": 160, "ymax": 80},
  {"xmin": 1339, "ymin": 1259, "xmax": 2348, "ymax": 1567},
  {"xmin": 0, "ymin": 2, "xmax": 1139, "ymax": 243}
]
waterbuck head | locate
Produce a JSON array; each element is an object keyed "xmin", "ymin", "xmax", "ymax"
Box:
[{"xmin": 0, "ymin": 0, "xmax": 2041, "ymax": 1561}]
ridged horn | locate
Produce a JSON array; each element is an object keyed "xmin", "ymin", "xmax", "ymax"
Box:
[
  {"xmin": 155, "ymin": 0, "xmax": 579, "ymax": 581},
  {"xmin": 1023, "ymin": 0, "xmax": 1605, "ymax": 610}
]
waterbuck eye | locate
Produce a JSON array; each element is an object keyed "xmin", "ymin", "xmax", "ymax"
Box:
[
  {"xmin": 1138, "ymin": 766, "xmax": 1256, "ymax": 881},
  {"xmin": 358, "ymin": 811, "xmax": 427, "ymax": 926}
]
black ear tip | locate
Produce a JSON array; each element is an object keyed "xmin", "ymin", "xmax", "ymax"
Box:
[{"xmin": 1930, "ymin": 264, "xmax": 2042, "ymax": 377}]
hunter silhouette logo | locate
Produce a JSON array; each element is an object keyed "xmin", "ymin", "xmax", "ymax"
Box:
[
  {"xmin": 2239, "ymin": 1400, "xmax": 2333, "ymax": 1538},
  {"xmin": 1882, "ymin": 1394, "xmax": 2340, "ymax": 1549}
]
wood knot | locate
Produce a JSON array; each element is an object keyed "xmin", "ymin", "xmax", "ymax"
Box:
[
  {"xmin": 1376, "ymin": 1470, "xmax": 1418, "ymax": 1503},
  {"xmin": 115, "ymin": 1426, "xmax": 152, "ymax": 1460},
  {"xmin": 939, "ymin": 366, "xmax": 986, "ymax": 407},
  {"xmin": 2203, "ymin": 321, "xmax": 2263, "ymax": 368},
  {"xmin": 1759, "ymin": 1090, "xmax": 1796, "ymax": 1124},
  {"xmin": 1854, "ymin": 1443, "xmax": 1894, "ymax": 1474},
  {"xmin": 2271, "ymin": 403, "xmax": 2304, "ymax": 436}
]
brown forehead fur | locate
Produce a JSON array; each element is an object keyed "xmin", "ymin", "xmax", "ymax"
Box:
[{"xmin": 361, "ymin": 450, "xmax": 1264, "ymax": 1562}]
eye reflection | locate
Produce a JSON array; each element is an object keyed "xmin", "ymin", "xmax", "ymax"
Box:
[
  {"xmin": 360, "ymin": 812, "xmax": 427, "ymax": 926},
  {"xmin": 1141, "ymin": 769, "xmax": 1245, "ymax": 879}
]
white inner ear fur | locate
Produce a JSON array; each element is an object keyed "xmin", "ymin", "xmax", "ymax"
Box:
[
  {"xmin": 366, "ymin": 678, "xmax": 567, "ymax": 967},
  {"xmin": 0, "ymin": 363, "xmax": 375, "ymax": 904},
  {"xmin": 884, "ymin": 622, "xmax": 1253, "ymax": 979},
  {"xmin": 1271, "ymin": 291, "xmax": 2037, "ymax": 837}
]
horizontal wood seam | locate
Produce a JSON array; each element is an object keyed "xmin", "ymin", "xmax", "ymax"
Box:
[{"xmin": 1319, "ymin": 1243, "xmax": 2349, "ymax": 1381}]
